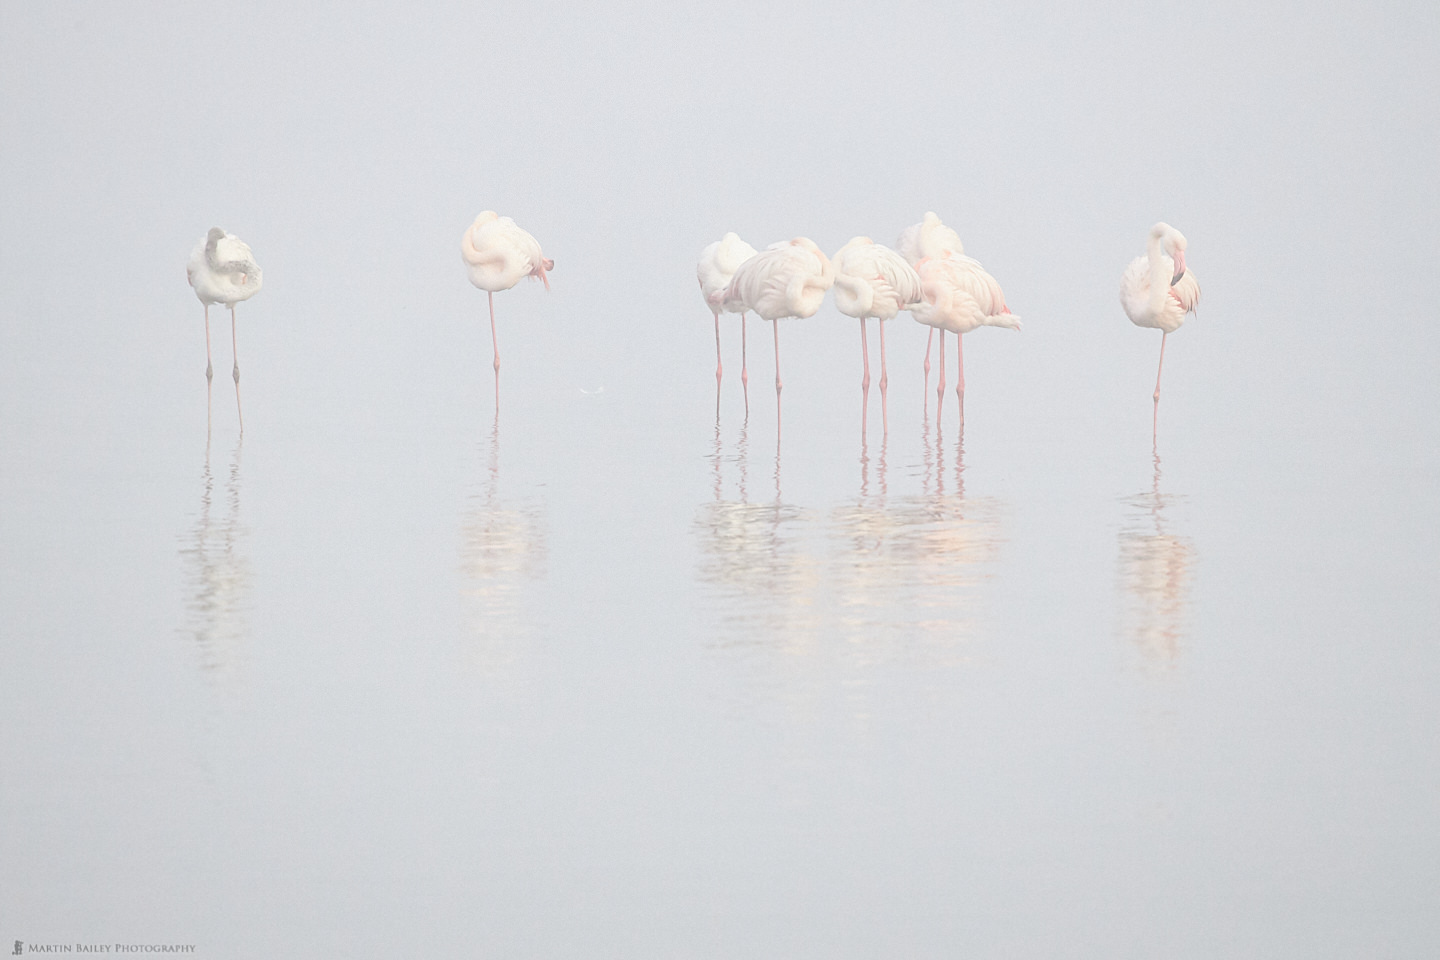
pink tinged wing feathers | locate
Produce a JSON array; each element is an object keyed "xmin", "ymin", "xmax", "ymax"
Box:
[
  {"xmin": 1121, "ymin": 222, "xmax": 1198, "ymax": 333},
  {"xmin": 832, "ymin": 238, "xmax": 922, "ymax": 321},
  {"xmin": 1171, "ymin": 269, "xmax": 1201, "ymax": 315},
  {"xmin": 462, "ymin": 211, "xmax": 551, "ymax": 293},
  {"xmin": 697, "ymin": 232, "xmax": 758, "ymax": 314},
  {"xmin": 1120, "ymin": 255, "xmax": 1200, "ymax": 333},
  {"xmin": 725, "ymin": 238, "xmax": 834, "ymax": 322},
  {"xmin": 186, "ymin": 230, "xmax": 263, "ymax": 306},
  {"xmin": 896, "ymin": 212, "xmax": 965, "ymax": 266},
  {"xmin": 909, "ymin": 255, "xmax": 1020, "ymax": 335}
]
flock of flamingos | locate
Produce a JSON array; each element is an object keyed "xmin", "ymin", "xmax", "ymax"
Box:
[{"xmin": 185, "ymin": 212, "xmax": 1200, "ymax": 434}]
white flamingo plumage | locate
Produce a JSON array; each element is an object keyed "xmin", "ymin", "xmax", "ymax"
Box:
[
  {"xmin": 722, "ymin": 237, "xmax": 835, "ymax": 399},
  {"xmin": 896, "ymin": 212, "xmax": 966, "ymax": 382},
  {"xmin": 461, "ymin": 211, "xmax": 554, "ymax": 381},
  {"xmin": 909, "ymin": 252, "xmax": 1021, "ymax": 418},
  {"xmin": 896, "ymin": 211, "xmax": 965, "ymax": 266},
  {"xmin": 187, "ymin": 227, "xmax": 262, "ymax": 383},
  {"xmin": 187, "ymin": 227, "xmax": 262, "ymax": 431},
  {"xmin": 1120, "ymin": 222, "xmax": 1200, "ymax": 418},
  {"xmin": 697, "ymin": 232, "xmax": 758, "ymax": 392},
  {"xmin": 831, "ymin": 237, "xmax": 921, "ymax": 423}
]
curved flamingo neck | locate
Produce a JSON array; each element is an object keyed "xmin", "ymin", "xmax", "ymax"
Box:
[
  {"xmin": 1146, "ymin": 231, "xmax": 1168, "ymax": 312},
  {"xmin": 834, "ymin": 273, "xmax": 873, "ymax": 316}
]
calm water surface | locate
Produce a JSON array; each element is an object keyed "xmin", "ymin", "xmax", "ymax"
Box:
[{"xmin": 3, "ymin": 313, "xmax": 1435, "ymax": 957}]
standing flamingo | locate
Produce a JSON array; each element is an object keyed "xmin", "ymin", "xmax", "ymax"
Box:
[
  {"xmin": 1120, "ymin": 222, "xmax": 1200, "ymax": 432},
  {"xmin": 697, "ymin": 232, "xmax": 759, "ymax": 399},
  {"xmin": 896, "ymin": 212, "xmax": 965, "ymax": 387},
  {"xmin": 832, "ymin": 237, "xmax": 921, "ymax": 432},
  {"xmin": 722, "ymin": 238, "xmax": 834, "ymax": 435},
  {"xmin": 909, "ymin": 253, "xmax": 1021, "ymax": 422},
  {"xmin": 461, "ymin": 212, "xmax": 554, "ymax": 388},
  {"xmin": 187, "ymin": 227, "xmax": 262, "ymax": 431}
]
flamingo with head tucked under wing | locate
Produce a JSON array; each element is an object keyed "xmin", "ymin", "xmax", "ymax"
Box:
[
  {"xmin": 698, "ymin": 232, "xmax": 759, "ymax": 401},
  {"xmin": 722, "ymin": 238, "xmax": 835, "ymax": 398},
  {"xmin": 897, "ymin": 211, "xmax": 965, "ymax": 265},
  {"xmin": 896, "ymin": 212, "xmax": 966, "ymax": 385},
  {"xmin": 832, "ymin": 237, "xmax": 921, "ymax": 431},
  {"xmin": 722, "ymin": 238, "xmax": 834, "ymax": 443},
  {"xmin": 187, "ymin": 227, "xmax": 262, "ymax": 431},
  {"xmin": 909, "ymin": 252, "xmax": 1021, "ymax": 423},
  {"xmin": 462, "ymin": 212, "xmax": 553, "ymax": 389}
]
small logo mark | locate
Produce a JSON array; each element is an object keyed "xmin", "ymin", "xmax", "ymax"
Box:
[{"xmin": 12, "ymin": 942, "xmax": 22, "ymax": 956}]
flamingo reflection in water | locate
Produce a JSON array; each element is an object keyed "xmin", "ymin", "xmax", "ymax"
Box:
[
  {"xmin": 460, "ymin": 411, "xmax": 548, "ymax": 671},
  {"xmin": 179, "ymin": 404, "xmax": 250, "ymax": 677},
  {"xmin": 1117, "ymin": 449, "xmax": 1196, "ymax": 668},
  {"xmin": 695, "ymin": 400, "xmax": 1005, "ymax": 668},
  {"xmin": 827, "ymin": 408, "xmax": 1005, "ymax": 656},
  {"xmin": 695, "ymin": 413, "xmax": 821, "ymax": 648}
]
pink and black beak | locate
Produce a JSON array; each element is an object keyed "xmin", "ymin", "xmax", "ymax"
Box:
[{"xmin": 1171, "ymin": 249, "xmax": 1187, "ymax": 286}]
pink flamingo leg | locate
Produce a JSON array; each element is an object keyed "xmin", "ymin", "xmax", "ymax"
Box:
[
  {"xmin": 878, "ymin": 319, "xmax": 889, "ymax": 435},
  {"xmin": 859, "ymin": 320, "xmax": 871, "ymax": 442},
  {"xmin": 936, "ymin": 329, "xmax": 947, "ymax": 418},
  {"xmin": 956, "ymin": 330, "xmax": 965, "ymax": 397},
  {"xmin": 1152, "ymin": 330, "xmax": 1168, "ymax": 441},
  {"xmin": 714, "ymin": 312, "xmax": 723, "ymax": 383},
  {"xmin": 772, "ymin": 319, "xmax": 782, "ymax": 396},
  {"xmin": 203, "ymin": 304, "xmax": 213, "ymax": 381},
  {"xmin": 740, "ymin": 313, "xmax": 750, "ymax": 414},
  {"xmin": 773, "ymin": 318, "xmax": 782, "ymax": 448},
  {"xmin": 956, "ymin": 330, "xmax": 966, "ymax": 423},
  {"xmin": 1153, "ymin": 330, "xmax": 1168, "ymax": 404},
  {"xmin": 859, "ymin": 318, "xmax": 871, "ymax": 391},
  {"xmin": 740, "ymin": 313, "xmax": 749, "ymax": 383},
  {"xmin": 489, "ymin": 291, "xmax": 501, "ymax": 375},
  {"xmin": 230, "ymin": 304, "xmax": 244, "ymax": 435},
  {"xmin": 229, "ymin": 304, "xmax": 241, "ymax": 383},
  {"xmin": 860, "ymin": 374, "xmax": 869, "ymax": 444}
]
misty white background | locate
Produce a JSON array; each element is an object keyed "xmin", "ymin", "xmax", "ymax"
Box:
[{"xmin": 2, "ymin": 1, "xmax": 1438, "ymax": 957}]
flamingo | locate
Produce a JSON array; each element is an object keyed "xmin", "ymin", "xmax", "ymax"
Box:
[
  {"xmin": 897, "ymin": 211, "xmax": 965, "ymax": 265},
  {"xmin": 461, "ymin": 212, "xmax": 553, "ymax": 384},
  {"xmin": 697, "ymin": 232, "xmax": 759, "ymax": 395},
  {"xmin": 1120, "ymin": 222, "xmax": 1200, "ymax": 427},
  {"xmin": 831, "ymin": 237, "xmax": 921, "ymax": 431},
  {"xmin": 187, "ymin": 227, "xmax": 262, "ymax": 430},
  {"xmin": 909, "ymin": 252, "xmax": 1021, "ymax": 421},
  {"xmin": 896, "ymin": 212, "xmax": 965, "ymax": 384},
  {"xmin": 723, "ymin": 238, "xmax": 834, "ymax": 399}
]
